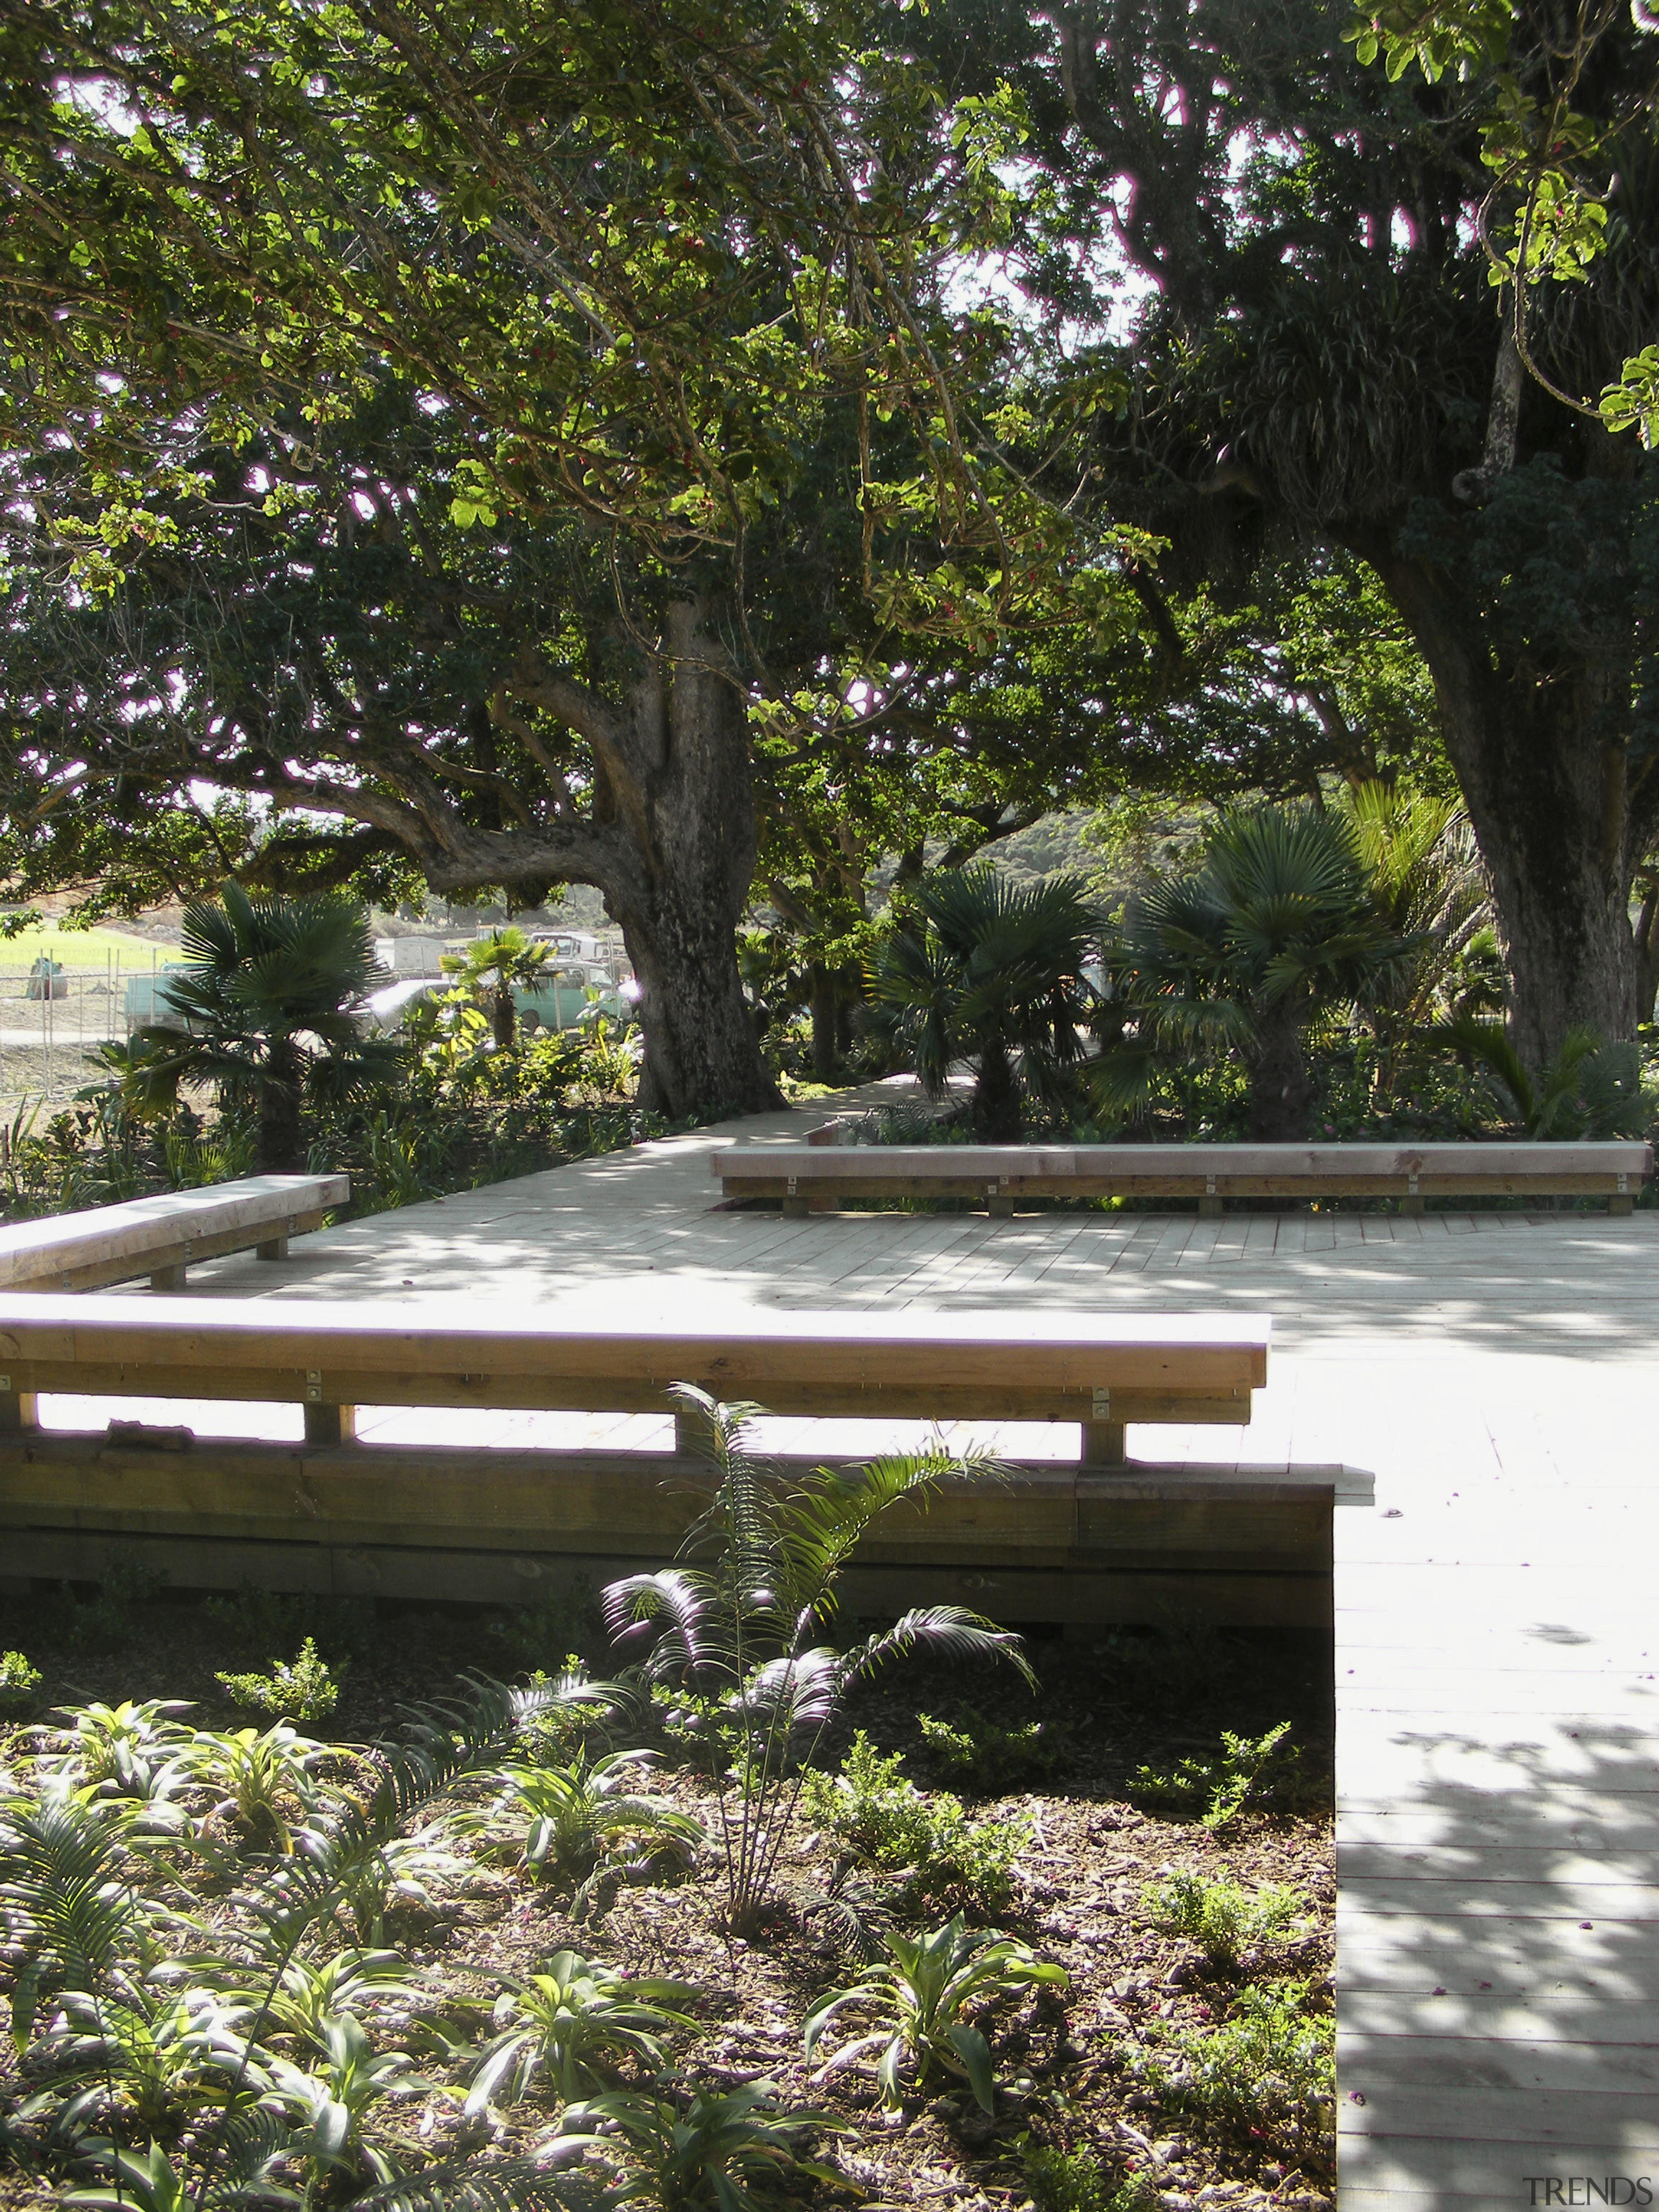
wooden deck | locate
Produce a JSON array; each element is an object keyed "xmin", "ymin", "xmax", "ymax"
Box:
[{"xmin": 32, "ymin": 1084, "xmax": 1659, "ymax": 2206}]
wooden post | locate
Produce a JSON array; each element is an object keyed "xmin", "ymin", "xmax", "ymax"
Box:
[
  {"xmin": 256, "ymin": 1235, "xmax": 290, "ymax": 1261},
  {"xmin": 0, "ymin": 1380, "xmax": 38, "ymax": 1432},
  {"xmin": 1198, "ymin": 1195, "xmax": 1223, "ymax": 1218},
  {"xmin": 1610, "ymin": 1194, "xmax": 1634, "ymax": 1217},
  {"xmin": 150, "ymin": 1263, "xmax": 188, "ymax": 1292},
  {"xmin": 987, "ymin": 1194, "xmax": 1014, "ymax": 1218},
  {"xmin": 1401, "ymin": 1194, "xmax": 1425, "ymax": 1217},
  {"xmin": 782, "ymin": 1196, "xmax": 809, "ymax": 1219},
  {"xmin": 1082, "ymin": 1420, "xmax": 1127, "ymax": 1467},
  {"xmin": 303, "ymin": 1402, "xmax": 356, "ymax": 1447}
]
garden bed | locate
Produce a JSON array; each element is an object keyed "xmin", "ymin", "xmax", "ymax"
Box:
[{"xmin": 0, "ymin": 1579, "xmax": 1334, "ymax": 2212}]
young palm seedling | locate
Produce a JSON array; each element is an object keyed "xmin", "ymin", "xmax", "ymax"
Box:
[
  {"xmin": 464, "ymin": 1950, "xmax": 701, "ymax": 2115},
  {"xmin": 606, "ymin": 1387, "xmax": 1032, "ymax": 1933},
  {"xmin": 804, "ymin": 1915, "xmax": 1069, "ymax": 2113}
]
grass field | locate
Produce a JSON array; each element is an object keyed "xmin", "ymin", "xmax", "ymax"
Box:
[{"xmin": 0, "ymin": 924, "xmax": 172, "ymax": 973}]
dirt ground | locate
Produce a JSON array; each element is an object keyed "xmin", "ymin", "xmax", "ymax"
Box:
[{"xmin": 0, "ymin": 1589, "xmax": 1336, "ymax": 2212}]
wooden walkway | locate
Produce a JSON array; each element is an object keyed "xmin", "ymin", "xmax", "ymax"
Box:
[{"xmin": 60, "ymin": 1088, "xmax": 1659, "ymax": 2206}]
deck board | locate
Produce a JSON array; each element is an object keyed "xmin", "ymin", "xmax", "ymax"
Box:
[{"xmin": 71, "ymin": 1087, "xmax": 1659, "ymax": 2209}]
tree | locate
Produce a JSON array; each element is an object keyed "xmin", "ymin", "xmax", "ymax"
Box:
[
  {"xmin": 866, "ymin": 865, "xmax": 1102, "ymax": 1139},
  {"xmin": 914, "ymin": 0, "xmax": 1659, "ymax": 1071},
  {"xmin": 441, "ymin": 928, "xmax": 555, "ymax": 1055},
  {"xmin": 124, "ymin": 883, "xmax": 400, "ymax": 1171},
  {"xmin": 0, "ymin": 0, "xmax": 1150, "ymax": 1121},
  {"xmin": 1102, "ymin": 806, "xmax": 1414, "ymax": 1141}
]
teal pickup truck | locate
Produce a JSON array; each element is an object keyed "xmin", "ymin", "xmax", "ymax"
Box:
[
  {"xmin": 515, "ymin": 962, "xmax": 634, "ymax": 1032},
  {"xmin": 360, "ymin": 961, "xmax": 634, "ymax": 1036}
]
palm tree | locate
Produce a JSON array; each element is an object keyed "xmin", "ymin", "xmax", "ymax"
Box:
[
  {"xmin": 1102, "ymin": 804, "xmax": 1416, "ymax": 1143},
  {"xmin": 1339, "ymin": 782, "xmax": 1493, "ymax": 1100},
  {"xmin": 126, "ymin": 883, "xmax": 400, "ymax": 1171},
  {"xmin": 865, "ymin": 866, "xmax": 1102, "ymax": 1141},
  {"xmin": 605, "ymin": 1386, "xmax": 1030, "ymax": 1932},
  {"xmin": 441, "ymin": 927, "xmax": 554, "ymax": 1052}
]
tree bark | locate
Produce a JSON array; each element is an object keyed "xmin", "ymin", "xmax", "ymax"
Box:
[
  {"xmin": 1371, "ymin": 548, "xmax": 1641, "ymax": 1072},
  {"xmin": 259, "ymin": 1033, "xmax": 305, "ymax": 1172},
  {"xmin": 592, "ymin": 606, "xmax": 781, "ymax": 1120},
  {"xmin": 809, "ymin": 963, "xmax": 839, "ymax": 1084},
  {"xmin": 1635, "ymin": 879, "xmax": 1659, "ymax": 1025},
  {"xmin": 973, "ymin": 1035, "xmax": 1024, "ymax": 1142},
  {"xmin": 1246, "ymin": 1005, "xmax": 1314, "ymax": 1142}
]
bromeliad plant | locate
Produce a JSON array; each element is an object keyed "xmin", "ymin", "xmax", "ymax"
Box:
[
  {"xmin": 604, "ymin": 1386, "xmax": 1033, "ymax": 1934},
  {"xmin": 804, "ymin": 1915, "xmax": 1069, "ymax": 2113},
  {"xmin": 468, "ymin": 1745, "xmax": 702, "ymax": 1903},
  {"xmin": 464, "ymin": 1951, "xmax": 701, "ymax": 2115},
  {"xmin": 558, "ymin": 2082, "xmax": 844, "ymax": 2212}
]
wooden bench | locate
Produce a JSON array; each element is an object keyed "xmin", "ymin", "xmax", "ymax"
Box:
[
  {"xmin": 713, "ymin": 1139, "xmax": 1653, "ymax": 1218},
  {"xmin": 0, "ymin": 1174, "xmax": 351, "ymax": 1292},
  {"xmin": 0, "ymin": 1296, "xmax": 1330, "ymax": 1624}
]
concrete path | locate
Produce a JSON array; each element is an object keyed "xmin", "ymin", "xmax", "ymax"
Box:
[{"xmin": 62, "ymin": 1092, "xmax": 1659, "ymax": 2207}]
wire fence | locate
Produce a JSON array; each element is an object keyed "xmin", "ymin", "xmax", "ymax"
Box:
[{"xmin": 0, "ymin": 949, "xmax": 168, "ymax": 1111}]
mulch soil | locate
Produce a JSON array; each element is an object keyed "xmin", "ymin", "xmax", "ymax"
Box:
[{"xmin": 0, "ymin": 1589, "xmax": 1336, "ymax": 2212}]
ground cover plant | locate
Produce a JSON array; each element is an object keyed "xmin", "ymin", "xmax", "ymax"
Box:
[{"xmin": 0, "ymin": 1551, "xmax": 1336, "ymax": 2212}]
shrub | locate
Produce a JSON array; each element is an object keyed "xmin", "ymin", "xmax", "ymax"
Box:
[
  {"xmin": 0, "ymin": 1650, "xmax": 43, "ymax": 1712},
  {"xmin": 559, "ymin": 2083, "xmax": 843, "ymax": 2212},
  {"xmin": 216, "ymin": 1636, "xmax": 346, "ymax": 1723},
  {"xmin": 1136, "ymin": 1979, "xmax": 1335, "ymax": 2167},
  {"xmin": 1127, "ymin": 1721, "xmax": 1299, "ymax": 1828},
  {"xmin": 798, "ymin": 1733, "xmax": 1032, "ymax": 1918},
  {"xmin": 1022, "ymin": 2141, "xmax": 1162, "ymax": 2212},
  {"xmin": 918, "ymin": 1706, "xmax": 1062, "ymax": 1791},
  {"xmin": 1141, "ymin": 1869, "xmax": 1306, "ymax": 1974},
  {"xmin": 606, "ymin": 1388, "xmax": 1029, "ymax": 1931},
  {"xmin": 465, "ymin": 1950, "xmax": 701, "ymax": 2112},
  {"xmin": 469, "ymin": 1745, "xmax": 702, "ymax": 1897}
]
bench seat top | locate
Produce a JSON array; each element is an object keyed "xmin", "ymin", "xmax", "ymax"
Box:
[
  {"xmin": 714, "ymin": 1139, "xmax": 1653, "ymax": 1182},
  {"xmin": 0, "ymin": 1174, "xmax": 351, "ymax": 1288},
  {"xmin": 0, "ymin": 1293, "xmax": 1269, "ymax": 1405}
]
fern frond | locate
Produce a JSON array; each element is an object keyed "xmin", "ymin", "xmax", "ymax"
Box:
[
  {"xmin": 0, "ymin": 1792, "xmax": 152, "ymax": 2009},
  {"xmin": 347, "ymin": 2151, "xmax": 608, "ymax": 2212}
]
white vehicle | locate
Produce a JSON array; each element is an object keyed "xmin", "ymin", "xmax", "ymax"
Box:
[
  {"xmin": 358, "ymin": 977, "xmax": 450, "ymax": 1032},
  {"xmin": 372, "ymin": 936, "xmax": 447, "ymax": 977}
]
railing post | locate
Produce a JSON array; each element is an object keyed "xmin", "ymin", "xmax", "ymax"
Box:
[{"xmin": 0, "ymin": 1377, "xmax": 39, "ymax": 1432}]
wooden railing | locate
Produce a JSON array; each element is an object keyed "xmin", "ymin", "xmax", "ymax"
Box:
[
  {"xmin": 712, "ymin": 1140, "xmax": 1653, "ymax": 1218},
  {"xmin": 0, "ymin": 1296, "xmax": 1335, "ymax": 1625}
]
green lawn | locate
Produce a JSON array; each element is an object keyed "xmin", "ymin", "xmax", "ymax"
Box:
[{"xmin": 0, "ymin": 924, "xmax": 172, "ymax": 973}]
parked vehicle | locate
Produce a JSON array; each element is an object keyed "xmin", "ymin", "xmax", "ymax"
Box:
[
  {"xmin": 123, "ymin": 966, "xmax": 192, "ymax": 1030},
  {"xmin": 515, "ymin": 962, "xmax": 634, "ymax": 1033},
  {"xmin": 358, "ymin": 964, "xmax": 635, "ymax": 1036}
]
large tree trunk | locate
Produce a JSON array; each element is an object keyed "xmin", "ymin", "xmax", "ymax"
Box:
[
  {"xmin": 973, "ymin": 1036, "xmax": 1024, "ymax": 1141},
  {"xmin": 1371, "ymin": 549, "xmax": 1642, "ymax": 1074},
  {"xmin": 415, "ymin": 601, "xmax": 784, "ymax": 1123},
  {"xmin": 596, "ymin": 607, "xmax": 780, "ymax": 1120}
]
